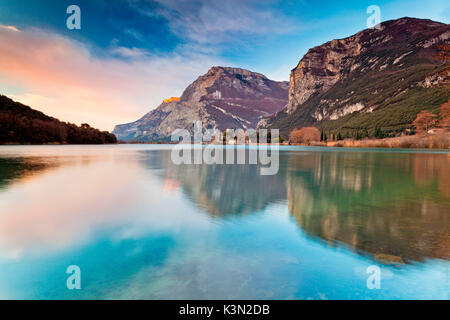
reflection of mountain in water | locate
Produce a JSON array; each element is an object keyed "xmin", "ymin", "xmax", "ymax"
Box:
[
  {"xmin": 1, "ymin": 148, "xmax": 448, "ymax": 265},
  {"xmin": 148, "ymin": 149, "xmax": 287, "ymax": 217},
  {"xmin": 152, "ymin": 149, "xmax": 449, "ymax": 263},
  {"xmin": 179, "ymin": 164, "xmax": 286, "ymax": 217},
  {"xmin": 286, "ymin": 152, "xmax": 450, "ymax": 263}
]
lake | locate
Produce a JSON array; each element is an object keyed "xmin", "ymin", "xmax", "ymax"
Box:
[{"xmin": 0, "ymin": 145, "xmax": 448, "ymax": 299}]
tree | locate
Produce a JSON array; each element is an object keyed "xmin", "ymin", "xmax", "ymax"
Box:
[
  {"xmin": 413, "ymin": 110, "xmax": 438, "ymax": 133},
  {"xmin": 435, "ymin": 44, "xmax": 450, "ymax": 75},
  {"xmin": 374, "ymin": 127, "xmax": 385, "ymax": 139},
  {"xmin": 363, "ymin": 129, "xmax": 369, "ymax": 139},
  {"xmin": 289, "ymin": 127, "xmax": 321, "ymax": 145}
]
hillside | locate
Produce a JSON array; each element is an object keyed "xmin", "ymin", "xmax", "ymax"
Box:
[
  {"xmin": 113, "ymin": 67, "xmax": 289, "ymax": 142},
  {"xmin": 260, "ymin": 17, "xmax": 450, "ymax": 139},
  {"xmin": 0, "ymin": 95, "xmax": 117, "ymax": 144}
]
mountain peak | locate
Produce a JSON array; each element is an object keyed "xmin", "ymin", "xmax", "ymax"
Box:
[
  {"xmin": 382, "ymin": 17, "xmax": 445, "ymax": 28},
  {"xmin": 262, "ymin": 17, "xmax": 449, "ymax": 138},
  {"xmin": 113, "ymin": 67, "xmax": 289, "ymax": 141},
  {"xmin": 282, "ymin": 17, "xmax": 449, "ymax": 114},
  {"xmin": 207, "ymin": 66, "xmax": 268, "ymax": 79},
  {"xmin": 180, "ymin": 66, "xmax": 283, "ymax": 105}
]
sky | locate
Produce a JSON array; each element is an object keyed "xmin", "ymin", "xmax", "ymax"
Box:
[{"xmin": 0, "ymin": 0, "xmax": 449, "ymax": 131}]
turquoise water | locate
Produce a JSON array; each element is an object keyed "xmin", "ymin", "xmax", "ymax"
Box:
[{"xmin": 0, "ymin": 145, "xmax": 448, "ymax": 299}]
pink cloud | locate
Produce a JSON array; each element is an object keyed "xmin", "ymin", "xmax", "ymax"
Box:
[{"xmin": 0, "ymin": 25, "xmax": 223, "ymax": 130}]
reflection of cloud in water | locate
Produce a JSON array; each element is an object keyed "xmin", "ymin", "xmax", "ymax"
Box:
[
  {"xmin": 95, "ymin": 215, "xmax": 305, "ymax": 300},
  {"xmin": 0, "ymin": 154, "xmax": 212, "ymax": 260}
]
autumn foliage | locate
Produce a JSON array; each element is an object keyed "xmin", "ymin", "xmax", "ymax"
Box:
[
  {"xmin": 435, "ymin": 44, "xmax": 450, "ymax": 75},
  {"xmin": 439, "ymin": 101, "xmax": 450, "ymax": 130},
  {"xmin": 413, "ymin": 110, "xmax": 438, "ymax": 133},
  {"xmin": 289, "ymin": 127, "xmax": 321, "ymax": 145}
]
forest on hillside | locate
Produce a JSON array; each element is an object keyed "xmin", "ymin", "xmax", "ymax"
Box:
[{"xmin": 0, "ymin": 95, "xmax": 117, "ymax": 144}]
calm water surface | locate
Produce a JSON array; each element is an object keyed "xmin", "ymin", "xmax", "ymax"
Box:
[{"xmin": 0, "ymin": 145, "xmax": 448, "ymax": 299}]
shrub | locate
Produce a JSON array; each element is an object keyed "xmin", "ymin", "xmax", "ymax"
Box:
[
  {"xmin": 413, "ymin": 110, "xmax": 438, "ymax": 133},
  {"xmin": 289, "ymin": 127, "xmax": 321, "ymax": 145}
]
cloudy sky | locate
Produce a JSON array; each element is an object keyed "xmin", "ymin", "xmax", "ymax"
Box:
[{"xmin": 0, "ymin": 0, "xmax": 448, "ymax": 130}]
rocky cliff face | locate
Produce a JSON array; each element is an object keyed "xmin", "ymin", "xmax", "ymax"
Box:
[
  {"xmin": 261, "ymin": 17, "xmax": 450, "ymax": 138},
  {"xmin": 285, "ymin": 37, "xmax": 362, "ymax": 114},
  {"xmin": 113, "ymin": 67, "xmax": 288, "ymax": 141}
]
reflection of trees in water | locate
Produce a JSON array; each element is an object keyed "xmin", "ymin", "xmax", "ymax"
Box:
[
  {"xmin": 0, "ymin": 155, "xmax": 104, "ymax": 190},
  {"xmin": 412, "ymin": 153, "xmax": 450, "ymax": 198},
  {"xmin": 0, "ymin": 157, "xmax": 59, "ymax": 190},
  {"xmin": 286, "ymin": 152, "xmax": 450, "ymax": 263}
]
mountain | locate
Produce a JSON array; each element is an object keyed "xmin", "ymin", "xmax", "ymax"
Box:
[
  {"xmin": 113, "ymin": 67, "xmax": 289, "ymax": 141},
  {"xmin": 0, "ymin": 95, "xmax": 117, "ymax": 144},
  {"xmin": 259, "ymin": 17, "xmax": 450, "ymax": 139}
]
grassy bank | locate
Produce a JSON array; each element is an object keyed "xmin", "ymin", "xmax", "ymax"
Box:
[{"xmin": 305, "ymin": 131, "xmax": 450, "ymax": 149}]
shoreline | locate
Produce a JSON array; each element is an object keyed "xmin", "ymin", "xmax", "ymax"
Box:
[
  {"xmin": 1, "ymin": 132, "xmax": 449, "ymax": 150},
  {"xmin": 288, "ymin": 132, "xmax": 450, "ymax": 150}
]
